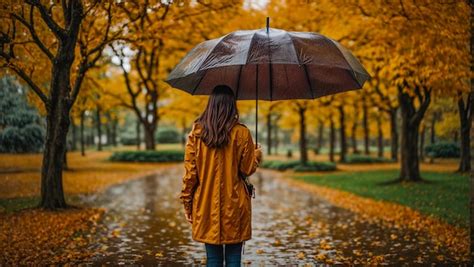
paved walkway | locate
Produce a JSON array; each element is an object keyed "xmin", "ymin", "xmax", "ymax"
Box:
[{"xmin": 78, "ymin": 165, "xmax": 453, "ymax": 265}]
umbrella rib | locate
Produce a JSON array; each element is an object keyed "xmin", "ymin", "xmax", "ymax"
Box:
[
  {"xmin": 288, "ymin": 33, "xmax": 314, "ymax": 99},
  {"xmin": 302, "ymin": 64, "xmax": 314, "ymax": 99},
  {"xmin": 244, "ymin": 31, "xmax": 259, "ymax": 64},
  {"xmin": 196, "ymin": 33, "xmax": 233, "ymax": 72},
  {"xmin": 235, "ymin": 65, "xmax": 243, "ymax": 98},
  {"xmin": 324, "ymin": 36, "xmax": 363, "ymax": 88},
  {"xmin": 268, "ymin": 32, "xmax": 273, "ymax": 101},
  {"xmin": 191, "ymin": 73, "xmax": 206, "ymax": 95}
]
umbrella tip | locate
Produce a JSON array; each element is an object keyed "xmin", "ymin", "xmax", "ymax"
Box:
[{"xmin": 266, "ymin": 17, "xmax": 270, "ymax": 33}]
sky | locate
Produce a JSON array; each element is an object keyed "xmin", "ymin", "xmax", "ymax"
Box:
[{"xmin": 244, "ymin": 0, "xmax": 269, "ymax": 10}]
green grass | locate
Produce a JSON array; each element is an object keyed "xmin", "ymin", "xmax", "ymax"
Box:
[
  {"xmin": 0, "ymin": 195, "xmax": 84, "ymax": 213},
  {"xmin": 109, "ymin": 150, "xmax": 184, "ymax": 162},
  {"xmin": 0, "ymin": 196, "xmax": 39, "ymax": 212},
  {"xmin": 294, "ymin": 170, "xmax": 469, "ymax": 228}
]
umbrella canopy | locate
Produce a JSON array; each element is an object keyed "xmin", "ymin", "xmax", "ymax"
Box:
[{"xmin": 166, "ymin": 27, "xmax": 370, "ymax": 100}]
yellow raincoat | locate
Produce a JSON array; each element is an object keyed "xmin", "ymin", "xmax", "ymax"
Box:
[{"xmin": 180, "ymin": 121, "xmax": 262, "ymax": 244}]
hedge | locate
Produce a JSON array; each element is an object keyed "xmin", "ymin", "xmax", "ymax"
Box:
[
  {"xmin": 109, "ymin": 150, "xmax": 184, "ymax": 162},
  {"xmin": 424, "ymin": 142, "xmax": 460, "ymax": 158},
  {"xmin": 343, "ymin": 155, "xmax": 393, "ymax": 164},
  {"xmin": 293, "ymin": 161, "xmax": 337, "ymax": 172},
  {"xmin": 156, "ymin": 128, "xmax": 181, "ymax": 144},
  {"xmin": 0, "ymin": 125, "xmax": 44, "ymax": 153},
  {"xmin": 261, "ymin": 160, "xmax": 336, "ymax": 172}
]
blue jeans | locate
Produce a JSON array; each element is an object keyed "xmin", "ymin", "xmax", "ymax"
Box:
[{"xmin": 205, "ymin": 242, "xmax": 243, "ymax": 267}]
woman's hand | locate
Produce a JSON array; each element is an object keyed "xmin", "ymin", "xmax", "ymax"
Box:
[{"xmin": 185, "ymin": 212, "xmax": 193, "ymax": 224}]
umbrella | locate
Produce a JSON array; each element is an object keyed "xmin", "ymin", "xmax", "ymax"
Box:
[{"xmin": 165, "ymin": 18, "xmax": 370, "ymax": 143}]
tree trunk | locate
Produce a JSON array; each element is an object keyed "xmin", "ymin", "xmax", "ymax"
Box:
[
  {"xmin": 40, "ymin": 58, "xmax": 76, "ymax": 209},
  {"xmin": 181, "ymin": 118, "xmax": 187, "ymax": 148},
  {"xmin": 41, "ymin": 107, "xmax": 69, "ymax": 209},
  {"xmin": 400, "ymin": 119, "xmax": 421, "ymax": 181},
  {"xmin": 80, "ymin": 111, "xmax": 86, "ymax": 156},
  {"xmin": 96, "ymin": 107, "xmax": 102, "ymax": 151},
  {"xmin": 469, "ymin": 2, "xmax": 473, "ymax": 262},
  {"xmin": 351, "ymin": 120, "xmax": 359, "ymax": 154},
  {"xmin": 89, "ymin": 116, "xmax": 95, "ymax": 147},
  {"xmin": 63, "ymin": 148, "xmax": 68, "ymax": 170},
  {"xmin": 430, "ymin": 115, "xmax": 436, "ymax": 145},
  {"xmin": 70, "ymin": 117, "xmax": 77, "ymax": 151},
  {"xmin": 266, "ymin": 112, "xmax": 272, "ymax": 155},
  {"xmin": 298, "ymin": 106, "xmax": 308, "ymax": 165},
  {"xmin": 458, "ymin": 93, "xmax": 472, "ymax": 172},
  {"xmin": 144, "ymin": 123, "xmax": 156, "ymax": 150},
  {"xmin": 273, "ymin": 119, "xmax": 280, "ymax": 155},
  {"xmin": 136, "ymin": 117, "xmax": 141, "ymax": 150},
  {"xmin": 329, "ymin": 117, "xmax": 335, "ymax": 162},
  {"xmin": 362, "ymin": 100, "xmax": 370, "ymax": 155},
  {"xmin": 398, "ymin": 86, "xmax": 430, "ymax": 182},
  {"xmin": 377, "ymin": 117, "xmax": 384, "ymax": 158},
  {"xmin": 338, "ymin": 106, "xmax": 347, "ymax": 163},
  {"xmin": 419, "ymin": 125, "xmax": 425, "ymax": 161},
  {"xmin": 389, "ymin": 109, "xmax": 399, "ymax": 161},
  {"xmin": 315, "ymin": 120, "xmax": 324, "ymax": 155},
  {"xmin": 105, "ymin": 119, "xmax": 111, "ymax": 146},
  {"xmin": 111, "ymin": 118, "xmax": 118, "ymax": 147}
]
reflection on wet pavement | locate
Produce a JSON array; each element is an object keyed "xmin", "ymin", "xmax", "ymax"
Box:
[{"xmin": 78, "ymin": 165, "xmax": 453, "ymax": 265}]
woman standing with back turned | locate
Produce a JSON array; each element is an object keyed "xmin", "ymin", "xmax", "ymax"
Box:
[{"xmin": 180, "ymin": 85, "xmax": 262, "ymax": 266}]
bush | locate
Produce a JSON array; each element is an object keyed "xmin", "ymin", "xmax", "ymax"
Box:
[
  {"xmin": 156, "ymin": 128, "xmax": 181, "ymax": 144},
  {"xmin": 260, "ymin": 160, "xmax": 301, "ymax": 171},
  {"xmin": 120, "ymin": 136, "xmax": 139, "ymax": 146},
  {"xmin": 343, "ymin": 155, "xmax": 393, "ymax": 164},
  {"xmin": 0, "ymin": 125, "xmax": 44, "ymax": 153},
  {"xmin": 261, "ymin": 160, "xmax": 336, "ymax": 172},
  {"xmin": 293, "ymin": 161, "xmax": 337, "ymax": 172},
  {"xmin": 21, "ymin": 124, "xmax": 45, "ymax": 152},
  {"xmin": 425, "ymin": 142, "xmax": 460, "ymax": 158},
  {"xmin": 109, "ymin": 150, "xmax": 184, "ymax": 162}
]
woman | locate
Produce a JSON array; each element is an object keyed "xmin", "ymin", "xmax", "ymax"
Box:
[{"xmin": 180, "ymin": 85, "xmax": 262, "ymax": 266}]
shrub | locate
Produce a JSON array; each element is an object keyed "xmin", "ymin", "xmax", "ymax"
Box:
[
  {"xmin": 293, "ymin": 161, "xmax": 337, "ymax": 172},
  {"xmin": 344, "ymin": 155, "xmax": 393, "ymax": 164},
  {"xmin": 21, "ymin": 124, "xmax": 45, "ymax": 152},
  {"xmin": 424, "ymin": 142, "xmax": 460, "ymax": 158},
  {"xmin": 156, "ymin": 128, "xmax": 181, "ymax": 144},
  {"xmin": 109, "ymin": 150, "xmax": 184, "ymax": 162},
  {"xmin": 120, "ymin": 136, "xmax": 139, "ymax": 146},
  {"xmin": 0, "ymin": 125, "xmax": 44, "ymax": 153},
  {"xmin": 260, "ymin": 160, "xmax": 301, "ymax": 171},
  {"xmin": 261, "ymin": 160, "xmax": 336, "ymax": 172}
]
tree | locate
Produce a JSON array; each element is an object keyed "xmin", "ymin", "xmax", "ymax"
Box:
[
  {"xmin": 351, "ymin": 0, "xmax": 470, "ymax": 181},
  {"xmin": 109, "ymin": 1, "xmax": 242, "ymax": 150},
  {"xmin": 0, "ymin": 1, "xmax": 121, "ymax": 209},
  {"xmin": 349, "ymin": 101, "xmax": 360, "ymax": 154},
  {"xmin": 458, "ymin": 92, "xmax": 472, "ymax": 172},
  {"xmin": 295, "ymin": 102, "xmax": 309, "ymax": 164},
  {"xmin": 259, "ymin": 102, "xmax": 281, "ymax": 156}
]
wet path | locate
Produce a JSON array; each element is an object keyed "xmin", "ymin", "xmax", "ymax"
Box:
[{"xmin": 78, "ymin": 165, "xmax": 453, "ymax": 265}]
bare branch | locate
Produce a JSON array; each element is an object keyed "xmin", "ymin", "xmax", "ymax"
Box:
[
  {"xmin": 0, "ymin": 51, "xmax": 49, "ymax": 105},
  {"xmin": 25, "ymin": 0, "xmax": 67, "ymax": 40},
  {"xmin": 9, "ymin": 7, "xmax": 54, "ymax": 60},
  {"xmin": 411, "ymin": 86, "xmax": 431, "ymax": 125}
]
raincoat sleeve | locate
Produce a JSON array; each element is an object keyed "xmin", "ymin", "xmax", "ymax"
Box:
[
  {"xmin": 239, "ymin": 128, "xmax": 262, "ymax": 177},
  {"xmin": 180, "ymin": 126, "xmax": 199, "ymax": 216}
]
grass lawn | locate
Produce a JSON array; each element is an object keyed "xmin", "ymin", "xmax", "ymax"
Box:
[{"xmin": 294, "ymin": 170, "xmax": 469, "ymax": 228}]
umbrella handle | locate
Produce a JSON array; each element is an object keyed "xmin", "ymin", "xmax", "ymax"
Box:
[
  {"xmin": 255, "ymin": 90, "xmax": 258, "ymax": 145},
  {"xmin": 255, "ymin": 63, "xmax": 259, "ymax": 146}
]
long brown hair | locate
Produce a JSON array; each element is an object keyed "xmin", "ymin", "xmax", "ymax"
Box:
[{"xmin": 196, "ymin": 85, "xmax": 239, "ymax": 148}]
